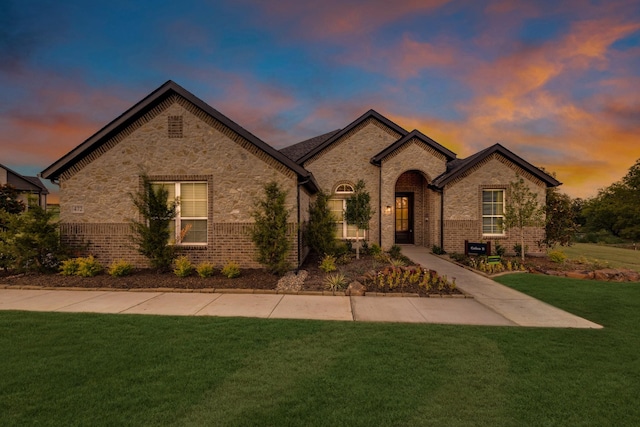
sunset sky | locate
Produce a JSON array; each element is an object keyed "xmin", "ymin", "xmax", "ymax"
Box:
[{"xmin": 1, "ymin": 0, "xmax": 639, "ymax": 201}]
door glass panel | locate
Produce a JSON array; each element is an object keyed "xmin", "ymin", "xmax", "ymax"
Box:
[{"xmin": 395, "ymin": 196, "xmax": 409, "ymax": 232}]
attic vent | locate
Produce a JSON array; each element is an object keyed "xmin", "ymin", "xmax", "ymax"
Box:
[{"xmin": 168, "ymin": 115, "xmax": 183, "ymax": 138}]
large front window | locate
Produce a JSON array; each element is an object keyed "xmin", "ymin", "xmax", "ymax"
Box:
[
  {"xmin": 153, "ymin": 182, "xmax": 208, "ymax": 244},
  {"xmin": 482, "ymin": 189, "xmax": 504, "ymax": 235}
]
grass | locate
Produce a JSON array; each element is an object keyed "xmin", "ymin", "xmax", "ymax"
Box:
[
  {"xmin": 2, "ymin": 275, "xmax": 640, "ymax": 426},
  {"xmin": 556, "ymin": 242, "xmax": 640, "ymax": 271}
]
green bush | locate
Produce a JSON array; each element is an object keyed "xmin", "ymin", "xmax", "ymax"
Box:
[
  {"xmin": 76, "ymin": 256, "xmax": 103, "ymax": 277},
  {"xmin": 431, "ymin": 245, "xmax": 445, "ymax": 255},
  {"xmin": 389, "ymin": 245, "xmax": 402, "ymax": 259},
  {"xmin": 369, "ymin": 243, "xmax": 382, "ymax": 255},
  {"xmin": 305, "ymin": 190, "xmax": 337, "ymax": 256},
  {"xmin": 173, "ymin": 256, "xmax": 194, "ymax": 278},
  {"xmin": 324, "ymin": 273, "xmax": 347, "ymax": 292},
  {"xmin": 319, "ymin": 254, "xmax": 337, "ymax": 273},
  {"xmin": 250, "ymin": 182, "xmax": 291, "ymax": 276},
  {"xmin": 108, "ymin": 260, "xmax": 134, "ymax": 277},
  {"xmin": 548, "ymin": 250, "xmax": 567, "ymax": 264},
  {"xmin": 196, "ymin": 262, "xmax": 215, "ymax": 278},
  {"xmin": 60, "ymin": 258, "xmax": 80, "ymax": 276},
  {"xmin": 221, "ymin": 261, "xmax": 241, "ymax": 279}
]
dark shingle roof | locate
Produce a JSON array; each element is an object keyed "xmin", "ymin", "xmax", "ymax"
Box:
[
  {"xmin": 279, "ymin": 129, "xmax": 342, "ymax": 163},
  {"xmin": 431, "ymin": 143, "xmax": 561, "ymax": 189}
]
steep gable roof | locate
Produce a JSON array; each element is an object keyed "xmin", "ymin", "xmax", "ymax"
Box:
[
  {"xmin": 432, "ymin": 143, "xmax": 561, "ymax": 188},
  {"xmin": 371, "ymin": 129, "xmax": 456, "ymax": 165},
  {"xmin": 1, "ymin": 163, "xmax": 49, "ymax": 194},
  {"xmin": 279, "ymin": 129, "xmax": 341, "ymax": 163},
  {"xmin": 41, "ymin": 80, "xmax": 317, "ymax": 192},
  {"xmin": 296, "ymin": 109, "xmax": 408, "ymax": 165}
]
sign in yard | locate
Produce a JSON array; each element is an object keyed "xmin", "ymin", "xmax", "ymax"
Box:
[{"xmin": 465, "ymin": 241, "xmax": 488, "ymax": 255}]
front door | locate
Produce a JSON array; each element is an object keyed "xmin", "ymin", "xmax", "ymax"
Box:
[{"xmin": 395, "ymin": 193, "xmax": 413, "ymax": 244}]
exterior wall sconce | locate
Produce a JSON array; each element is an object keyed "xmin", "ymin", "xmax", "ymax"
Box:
[{"xmin": 385, "ymin": 205, "xmax": 392, "ymax": 215}]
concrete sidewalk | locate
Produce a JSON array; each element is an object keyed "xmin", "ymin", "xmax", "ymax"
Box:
[
  {"xmin": 0, "ymin": 247, "xmax": 602, "ymax": 328},
  {"xmin": 401, "ymin": 246, "xmax": 602, "ymax": 328}
]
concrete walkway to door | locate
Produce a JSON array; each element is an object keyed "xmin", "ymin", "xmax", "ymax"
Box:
[{"xmin": 401, "ymin": 245, "xmax": 602, "ymax": 328}]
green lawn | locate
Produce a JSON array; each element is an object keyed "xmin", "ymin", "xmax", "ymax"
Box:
[
  {"xmin": 559, "ymin": 242, "xmax": 640, "ymax": 272},
  {"xmin": 2, "ymin": 275, "xmax": 639, "ymax": 426}
]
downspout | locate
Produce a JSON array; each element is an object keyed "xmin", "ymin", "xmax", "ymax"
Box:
[
  {"xmin": 378, "ymin": 165, "xmax": 382, "ymax": 246},
  {"xmin": 296, "ymin": 178, "xmax": 310, "ymax": 273},
  {"xmin": 440, "ymin": 189, "xmax": 445, "ymax": 250}
]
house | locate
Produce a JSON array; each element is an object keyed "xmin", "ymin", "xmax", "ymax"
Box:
[
  {"xmin": 1, "ymin": 163, "xmax": 49, "ymax": 209},
  {"xmin": 41, "ymin": 81, "xmax": 560, "ymax": 268}
]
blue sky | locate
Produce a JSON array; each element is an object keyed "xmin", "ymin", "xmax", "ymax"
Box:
[{"xmin": 1, "ymin": 0, "xmax": 639, "ymax": 199}]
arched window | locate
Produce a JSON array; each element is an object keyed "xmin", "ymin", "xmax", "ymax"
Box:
[{"xmin": 335, "ymin": 183, "xmax": 354, "ymax": 194}]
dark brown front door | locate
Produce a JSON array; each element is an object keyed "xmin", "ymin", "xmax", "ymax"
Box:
[{"xmin": 395, "ymin": 193, "xmax": 413, "ymax": 244}]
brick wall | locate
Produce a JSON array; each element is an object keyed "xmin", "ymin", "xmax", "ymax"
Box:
[{"xmin": 58, "ymin": 96, "xmax": 301, "ymax": 269}]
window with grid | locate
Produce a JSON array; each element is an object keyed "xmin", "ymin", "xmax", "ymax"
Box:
[
  {"xmin": 482, "ymin": 189, "xmax": 505, "ymax": 235},
  {"xmin": 328, "ymin": 199, "xmax": 362, "ymax": 239},
  {"xmin": 152, "ymin": 182, "xmax": 207, "ymax": 244}
]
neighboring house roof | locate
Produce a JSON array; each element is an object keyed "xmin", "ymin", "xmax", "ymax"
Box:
[
  {"xmin": 371, "ymin": 129, "xmax": 457, "ymax": 165},
  {"xmin": 40, "ymin": 80, "xmax": 318, "ymax": 193},
  {"xmin": 0, "ymin": 163, "xmax": 49, "ymax": 194},
  {"xmin": 279, "ymin": 129, "xmax": 342, "ymax": 163},
  {"xmin": 296, "ymin": 109, "xmax": 409, "ymax": 165},
  {"xmin": 431, "ymin": 143, "xmax": 561, "ymax": 188}
]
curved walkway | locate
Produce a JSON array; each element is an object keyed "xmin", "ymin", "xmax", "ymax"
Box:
[{"xmin": 0, "ymin": 247, "xmax": 602, "ymax": 328}]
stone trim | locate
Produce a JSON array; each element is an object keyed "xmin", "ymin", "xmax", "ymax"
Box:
[
  {"xmin": 444, "ymin": 153, "xmax": 545, "ymax": 189},
  {"xmin": 177, "ymin": 97, "xmax": 295, "ymax": 180},
  {"xmin": 305, "ymin": 118, "xmax": 402, "ymax": 166},
  {"xmin": 380, "ymin": 138, "xmax": 448, "ymax": 164}
]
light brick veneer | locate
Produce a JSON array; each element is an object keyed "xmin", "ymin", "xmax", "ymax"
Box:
[{"xmin": 59, "ymin": 96, "xmax": 300, "ymax": 268}]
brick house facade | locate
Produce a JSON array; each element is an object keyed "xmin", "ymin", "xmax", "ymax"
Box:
[{"xmin": 42, "ymin": 81, "xmax": 560, "ymax": 268}]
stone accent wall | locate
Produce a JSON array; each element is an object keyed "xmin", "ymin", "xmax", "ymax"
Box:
[
  {"xmin": 58, "ymin": 97, "xmax": 299, "ymax": 268},
  {"xmin": 379, "ymin": 139, "xmax": 448, "ymax": 249},
  {"xmin": 442, "ymin": 154, "xmax": 547, "ymax": 255},
  {"xmin": 304, "ymin": 120, "xmax": 401, "ymax": 245}
]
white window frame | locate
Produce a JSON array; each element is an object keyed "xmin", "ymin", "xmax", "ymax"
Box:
[
  {"xmin": 335, "ymin": 183, "xmax": 355, "ymax": 194},
  {"xmin": 482, "ymin": 189, "xmax": 505, "ymax": 236},
  {"xmin": 328, "ymin": 198, "xmax": 366, "ymax": 240},
  {"xmin": 153, "ymin": 181, "xmax": 208, "ymax": 245}
]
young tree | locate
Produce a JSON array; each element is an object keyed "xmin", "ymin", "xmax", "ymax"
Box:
[
  {"xmin": 544, "ymin": 186, "xmax": 579, "ymax": 247},
  {"xmin": 305, "ymin": 190, "xmax": 337, "ymax": 256},
  {"xmin": 344, "ymin": 179, "xmax": 374, "ymax": 259},
  {"xmin": 504, "ymin": 175, "xmax": 544, "ymax": 261},
  {"xmin": 129, "ymin": 175, "xmax": 177, "ymax": 271},
  {"xmin": 251, "ymin": 181, "xmax": 291, "ymax": 275}
]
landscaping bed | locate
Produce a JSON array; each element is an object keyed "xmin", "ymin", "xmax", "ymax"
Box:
[{"xmin": 0, "ymin": 250, "xmax": 462, "ymax": 296}]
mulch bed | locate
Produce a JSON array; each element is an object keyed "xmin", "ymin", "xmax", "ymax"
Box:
[{"xmin": 0, "ymin": 252, "xmax": 463, "ymax": 296}]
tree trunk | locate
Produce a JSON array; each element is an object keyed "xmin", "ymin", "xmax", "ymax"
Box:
[
  {"xmin": 355, "ymin": 228, "xmax": 360, "ymax": 259},
  {"xmin": 520, "ymin": 229, "xmax": 525, "ymax": 262}
]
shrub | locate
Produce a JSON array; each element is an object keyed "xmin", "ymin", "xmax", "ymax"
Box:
[
  {"xmin": 324, "ymin": 273, "xmax": 347, "ymax": 292},
  {"xmin": 76, "ymin": 256, "xmax": 103, "ymax": 277},
  {"xmin": 129, "ymin": 174, "xmax": 177, "ymax": 272},
  {"xmin": 173, "ymin": 256, "xmax": 194, "ymax": 277},
  {"xmin": 548, "ymin": 250, "xmax": 567, "ymax": 264},
  {"xmin": 0, "ymin": 204, "xmax": 67, "ymax": 273},
  {"xmin": 432, "ymin": 245, "xmax": 445, "ymax": 255},
  {"xmin": 196, "ymin": 262, "xmax": 215, "ymax": 278},
  {"xmin": 369, "ymin": 243, "xmax": 382, "ymax": 255},
  {"xmin": 494, "ymin": 242, "xmax": 506, "ymax": 257},
  {"xmin": 60, "ymin": 258, "xmax": 80, "ymax": 276},
  {"xmin": 251, "ymin": 182, "xmax": 291, "ymax": 276},
  {"xmin": 389, "ymin": 245, "xmax": 402, "ymax": 259},
  {"xmin": 319, "ymin": 254, "xmax": 337, "ymax": 273},
  {"xmin": 221, "ymin": 261, "xmax": 241, "ymax": 279},
  {"xmin": 108, "ymin": 260, "xmax": 134, "ymax": 277},
  {"xmin": 305, "ymin": 190, "xmax": 337, "ymax": 256}
]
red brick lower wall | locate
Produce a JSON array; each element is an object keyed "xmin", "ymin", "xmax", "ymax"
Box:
[
  {"xmin": 61, "ymin": 222, "xmax": 299, "ymax": 269},
  {"xmin": 442, "ymin": 220, "xmax": 545, "ymax": 256}
]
